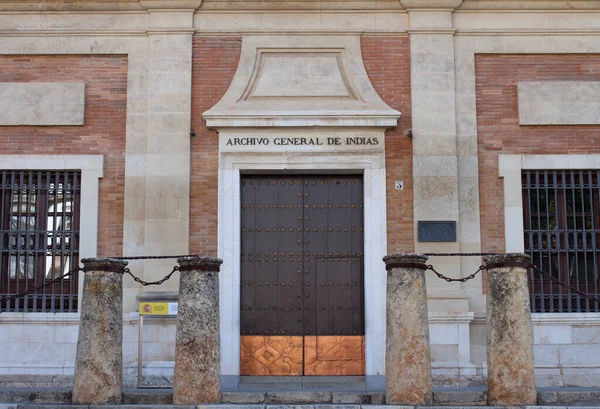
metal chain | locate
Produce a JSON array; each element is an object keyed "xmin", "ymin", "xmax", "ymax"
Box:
[
  {"xmin": 1, "ymin": 264, "xmax": 181, "ymax": 306},
  {"xmin": 529, "ymin": 263, "xmax": 600, "ymax": 304},
  {"xmin": 123, "ymin": 266, "xmax": 179, "ymax": 286},
  {"xmin": 0, "ymin": 267, "xmax": 83, "ymax": 304},
  {"xmin": 427, "ymin": 259, "xmax": 600, "ymax": 304},
  {"xmin": 427, "ymin": 264, "xmax": 485, "ymax": 283},
  {"xmin": 424, "ymin": 252, "xmax": 502, "ymax": 257}
]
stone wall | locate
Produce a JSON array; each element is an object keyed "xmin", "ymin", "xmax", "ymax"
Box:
[
  {"xmin": 0, "ymin": 315, "xmax": 176, "ymax": 387},
  {"xmin": 0, "ymin": 314, "xmax": 473, "ymax": 384},
  {"xmin": 533, "ymin": 314, "xmax": 600, "ymax": 388},
  {"xmin": 2, "ymin": 314, "xmax": 600, "ymax": 388},
  {"xmin": 1, "ymin": 0, "xmax": 600, "ymax": 389}
]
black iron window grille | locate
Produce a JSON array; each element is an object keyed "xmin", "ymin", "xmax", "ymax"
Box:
[
  {"xmin": 522, "ymin": 170, "xmax": 600, "ymax": 313},
  {"xmin": 1, "ymin": 170, "xmax": 81, "ymax": 312}
]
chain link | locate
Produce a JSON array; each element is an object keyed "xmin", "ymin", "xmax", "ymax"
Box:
[
  {"xmin": 5, "ymin": 255, "xmax": 599, "ymax": 307},
  {"xmin": 427, "ymin": 264, "xmax": 485, "ymax": 283},
  {"xmin": 0, "ymin": 267, "xmax": 83, "ymax": 305},
  {"xmin": 424, "ymin": 252, "xmax": 502, "ymax": 257},
  {"xmin": 1, "ymin": 264, "xmax": 182, "ymax": 305},
  {"xmin": 123, "ymin": 266, "xmax": 179, "ymax": 286},
  {"xmin": 529, "ymin": 263, "xmax": 600, "ymax": 304},
  {"xmin": 427, "ymin": 259, "xmax": 600, "ymax": 304}
]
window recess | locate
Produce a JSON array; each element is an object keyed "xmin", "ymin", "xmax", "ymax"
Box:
[
  {"xmin": 1, "ymin": 170, "xmax": 81, "ymax": 313},
  {"xmin": 522, "ymin": 170, "xmax": 600, "ymax": 313}
]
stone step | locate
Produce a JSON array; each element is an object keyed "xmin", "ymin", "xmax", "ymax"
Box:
[
  {"xmin": 3, "ymin": 405, "xmax": 600, "ymax": 409},
  {"xmin": 1, "ymin": 387, "xmax": 599, "ymax": 406},
  {"xmin": 235, "ymin": 376, "xmax": 367, "ymax": 392}
]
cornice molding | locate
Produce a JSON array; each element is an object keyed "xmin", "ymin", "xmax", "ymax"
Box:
[
  {"xmin": 1, "ymin": 0, "xmax": 600, "ymax": 13},
  {"xmin": 139, "ymin": 0, "xmax": 201, "ymax": 10},
  {"xmin": 459, "ymin": 0, "xmax": 600, "ymax": 11},
  {"xmin": 400, "ymin": 0, "xmax": 463, "ymax": 9}
]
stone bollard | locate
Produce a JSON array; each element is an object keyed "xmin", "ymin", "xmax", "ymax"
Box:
[
  {"xmin": 173, "ymin": 256, "xmax": 223, "ymax": 404},
  {"xmin": 383, "ymin": 253, "xmax": 433, "ymax": 405},
  {"xmin": 72, "ymin": 258, "xmax": 127, "ymax": 404},
  {"xmin": 484, "ymin": 253, "xmax": 536, "ymax": 406}
]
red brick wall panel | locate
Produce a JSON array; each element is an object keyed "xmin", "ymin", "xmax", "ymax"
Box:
[
  {"xmin": 190, "ymin": 36, "xmax": 242, "ymax": 255},
  {"xmin": 476, "ymin": 54, "xmax": 600, "ymax": 252},
  {"xmin": 362, "ymin": 36, "xmax": 413, "ymax": 253},
  {"xmin": 0, "ymin": 55, "xmax": 128, "ymax": 257}
]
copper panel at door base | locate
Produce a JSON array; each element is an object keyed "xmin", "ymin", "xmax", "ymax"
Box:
[
  {"xmin": 240, "ymin": 336, "xmax": 303, "ymax": 376},
  {"xmin": 304, "ymin": 336, "xmax": 365, "ymax": 376}
]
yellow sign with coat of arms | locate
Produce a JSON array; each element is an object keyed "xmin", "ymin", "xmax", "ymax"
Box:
[{"xmin": 139, "ymin": 302, "xmax": 178, "ymax": 316}]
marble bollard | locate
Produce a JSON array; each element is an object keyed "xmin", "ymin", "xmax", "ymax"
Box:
[
  {"xmin": 72, "ymin": 258, "xmax": 127, "ymax": 404},
  {"xmin": 484, "ymin": 253, "xmax": 536, "ymax": 406},
  {"xmin": 383, "ymin": 253, "xmax": 433, "ymax": 405},
  {"xmin": 173, "ymin": 256, "xmax": 223, "ymax": 405}
]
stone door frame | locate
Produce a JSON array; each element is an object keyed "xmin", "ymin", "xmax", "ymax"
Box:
[{"xmin": 218, "ymin": 150, "xmax": 387, "ymax": 388}]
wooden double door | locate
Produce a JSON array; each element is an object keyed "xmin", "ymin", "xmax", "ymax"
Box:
[{"xmin": 240, "ymin": 174, "xmax": 365, "ymax": 376}]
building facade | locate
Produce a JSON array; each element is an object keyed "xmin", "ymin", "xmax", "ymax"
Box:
[{"xmin": 1, "ymin": 0, "xmax": 600, "ymax": 389}]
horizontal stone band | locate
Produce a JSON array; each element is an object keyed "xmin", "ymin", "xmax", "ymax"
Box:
[
  {"xmin": 178, "ymin": 264, "xmax": 222, "ymax": 272},
  {"xmin": 82, "ymin": 258, "xmax": 128, "ymax": 274},
  {"xmin": 385, "ymin": 262, "xmax": 428, "ymax": 271},
  {"xmin": 485, "ymin": 260, "xmax": 531, "ymax": 270}
]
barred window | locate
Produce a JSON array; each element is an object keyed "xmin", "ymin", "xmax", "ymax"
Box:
[
  {"xmin": 1, "ymin": 171, "xmax": 81, "ymax": 312},
  {"xmin": 523, "ymin": 170, "xmax": 600, "ymax": 313}
]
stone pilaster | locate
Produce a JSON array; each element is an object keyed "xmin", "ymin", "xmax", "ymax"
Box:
[
  {"xmin": 72, "ymin": 258, "xmax": 127, "ymax": 405},
  {"xmin": 484, "ymin": 253, "xmax": 536, "ymax": 406},
  {"xmin": 173, "ymin": 256, "xmax": 223, "ymax": 404},
  {"xmin": 400, "ymin": 0, "xmax": 469, "ymax": 311},
  {"xmin": 134, "ymin": 0, "xmax": 200, "ymax": 296},
  {"xmin": 383, "ymin": 253, "xmax": 433, "ymax": 405}
]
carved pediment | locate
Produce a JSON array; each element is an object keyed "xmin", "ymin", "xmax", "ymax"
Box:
[{"xmin": 203, "ymin": 35, "xmax": 400, "ymax": 128}]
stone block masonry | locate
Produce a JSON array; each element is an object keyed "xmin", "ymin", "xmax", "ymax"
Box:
[{"xmin": 0, "ymin": 82, "xmax": 85, "ymax": 126}]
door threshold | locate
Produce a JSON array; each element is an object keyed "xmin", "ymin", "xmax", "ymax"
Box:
[
  {"xmin": 241, "ymin": 375, "xmax": 365, "ymax": 383},
  {"xmin": 224, "ymin": 375, "xmax": 382, "ymax": 392}
]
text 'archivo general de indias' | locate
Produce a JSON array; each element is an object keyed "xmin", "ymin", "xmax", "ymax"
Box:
[{"xmin": 225, "ymin": 137, "xmax": 379, "ymax": 146}]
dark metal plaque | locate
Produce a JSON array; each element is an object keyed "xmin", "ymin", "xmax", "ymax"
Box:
[{"xmin": 417, "ymin": 221, "xmax": 457, "ymax": 242}]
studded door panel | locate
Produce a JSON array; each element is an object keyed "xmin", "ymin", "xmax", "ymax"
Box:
[{"xmin": 240, "ymin": 175, "xmax": 364, "ymax": 376}]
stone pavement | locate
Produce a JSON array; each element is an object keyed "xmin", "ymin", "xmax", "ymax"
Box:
[
  {"xmin": 0, "ymin": 387, "xmax": 599, "ymax": 407},
  {"xmin": 1, "ymin": 405, "xmax": 600, "ymax": 409}
]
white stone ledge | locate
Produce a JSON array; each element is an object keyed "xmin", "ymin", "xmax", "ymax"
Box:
[
  {"xmin": 532, "ymin": 312, "xmax": 600, "ymax": 326},
  {"xmin": 429, "ymin": 312, "xmax": 474, "ymax": 323},
  {"xmin": 0, "ymin": 82, "xmax": 85, "ymax": 126},
  {"xmin": 518, "ymin": 81, "xmax": 600, "ymax": 125},
  {"xmin": 0, "ymin": 312, "xmax": 141, "ymax": 324},
  {"xmin": 205, "ymin": 115, "xmax": 400, "ymax": 128}
]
